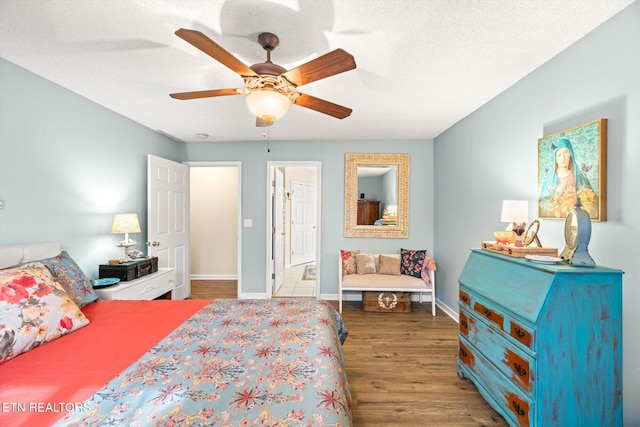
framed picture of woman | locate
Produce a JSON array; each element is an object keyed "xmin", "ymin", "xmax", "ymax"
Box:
[{"xmin": 538, "ymin": 118, "xmax": 607, "ymax": 221}]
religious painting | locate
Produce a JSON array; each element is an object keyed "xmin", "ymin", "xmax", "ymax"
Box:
[{"xmin": 538, "ymin": 118, "xmax": 607, "ymax": 221}]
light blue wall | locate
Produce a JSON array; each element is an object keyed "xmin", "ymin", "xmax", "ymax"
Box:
[
  {"xmin": 2, "ymin": 2, "xmax": 637, "ymax": 420},
  {"xmin": 0, "ymin": 59, "xmax": 181, "ymax": 278},
  {"xmin": 183, "ymin": 140, "xmax": 434, "ymax": 295},
  {"xmin": 433, "ymin": 2, "xmax": 639, "ymax": 424}
]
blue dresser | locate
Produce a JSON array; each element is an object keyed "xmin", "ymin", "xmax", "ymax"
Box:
[{"xmin": 457, "ymin": 249, "xmax": 622, "ymax": 427}]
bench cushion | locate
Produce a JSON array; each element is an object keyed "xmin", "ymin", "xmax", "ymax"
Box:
[{"xmin": 341, "ymin": 273, "xmax": 428, "ymax": 290}]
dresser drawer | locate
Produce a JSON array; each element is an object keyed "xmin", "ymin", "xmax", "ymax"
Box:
[
  {"xmin": 473, "ymin": 300, "xmax": 505, "ymax": 329},
  {"xmin": 461, "ymin": 307, "xmax": 535, "ymax": 393},
  {"xmin": 509, "ymin": 319, "xmax": 534, "ymax": 350},
  {"xmin": 458, "ymin": 336, "xmax": 533, "ymax": 427},
  {"xmin": 95, "ymin": 269, "xmax": 175, "ymax": 300},
  {"xmin": 462, "ymin": 286, "xmax": 537, "ymax": 353},
  {"xmin": 459, "ymin": 289, "xmax": 471, "ymax": 306}
]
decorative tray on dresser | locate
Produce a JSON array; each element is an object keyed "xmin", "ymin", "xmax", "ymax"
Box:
[{"xmin": 457, "ymin": 249, "xmax": 622, "ymax": 427}]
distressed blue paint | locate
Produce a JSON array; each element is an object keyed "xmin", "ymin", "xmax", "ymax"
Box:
[{"xmin": 458, "ymin": 250, "xmax": 623, "ymax": 427}]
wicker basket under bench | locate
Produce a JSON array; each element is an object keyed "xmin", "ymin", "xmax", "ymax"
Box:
[{"xmin": 338, "ymin": 253, "xmax": 436, "ymax": 316}]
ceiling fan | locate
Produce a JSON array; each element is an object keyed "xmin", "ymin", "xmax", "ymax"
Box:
[{"xmin": 170, "ymin": 29, "xmax": 357, "ymax": 126}]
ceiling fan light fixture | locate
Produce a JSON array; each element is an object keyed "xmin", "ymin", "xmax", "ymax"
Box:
[{"xmin": 246, "ymin": 89, "xmax": 290, "ymax": 123}]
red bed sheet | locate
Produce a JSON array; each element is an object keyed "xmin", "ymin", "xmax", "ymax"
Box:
[{"xmin": 0, "ymin": 299, "xmax": 209, "ymax": 427}]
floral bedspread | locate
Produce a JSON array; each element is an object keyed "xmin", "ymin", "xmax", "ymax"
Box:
[{"xmin": 55, "ymin": 298, "xmax": 351, "ymax": 426}]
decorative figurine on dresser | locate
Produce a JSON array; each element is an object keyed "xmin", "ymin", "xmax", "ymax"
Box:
[{"xmin": 457, "ymin": 249, "xmax": 622, "ymax": 426}]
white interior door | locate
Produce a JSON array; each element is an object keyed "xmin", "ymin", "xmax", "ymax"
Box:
[
  {"xmin": 266, "ymin": 161, "xmax": 321, "ymax": 298},
  {"xmin": 290, "ymin": 181, "xmax": 316, "ymax": 266},
  {"xmin": 272, "ymin": 167, "xmax": 285, "ymax": 294},
  {"xmin": 147, "ymin": 154, "xmax": 190, "ymax": 299}
]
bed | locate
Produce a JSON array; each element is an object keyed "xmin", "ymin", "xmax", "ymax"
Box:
[{"xmin": 0, "ymin": 242, "xmax": 351, "ymax": 426}]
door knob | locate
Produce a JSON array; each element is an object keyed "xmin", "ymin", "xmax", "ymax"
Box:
[{"xmin": 146, "ymin": 241, "xmax": 160, "ymax": 247}]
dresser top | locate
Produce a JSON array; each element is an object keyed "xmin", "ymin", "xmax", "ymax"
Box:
[
  {"xmin": 459, "ymin": 249, "xmax": 623, "ymax": 323},
  {"xmin": 470, "ymin": 249, "xmax": 624, "ymax": 275}
]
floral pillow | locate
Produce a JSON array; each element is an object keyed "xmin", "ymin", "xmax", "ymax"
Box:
[
  {"xmin": 340, "ymin": 250, "xmax": 360, "ymax": 276},
  {"xmin": 38, "ymin": 251, "xmax": 98, "ymax": 307},
  {"xmin": 400, "ymin": 248, "xmax": 427, "ymax": 278},
  {"xmin": 0, "ymin": 263, "xmax": 90, "ymax": 364}
]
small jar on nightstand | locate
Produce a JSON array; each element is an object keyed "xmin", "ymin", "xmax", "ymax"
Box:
[{"xmin": 94, "ymin": 268, "xmax": 175, "ymax": 300}]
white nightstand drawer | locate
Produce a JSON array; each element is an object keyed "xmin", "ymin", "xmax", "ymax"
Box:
[{"xmin": 95, "ymin": 268, "xmax": 174, "ymax": 300}]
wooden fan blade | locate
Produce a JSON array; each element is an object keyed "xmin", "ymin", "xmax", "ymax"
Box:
[
  {"xmin": 256, "ymin": 117, "xmax": 274, "ymax": 127},
  {"xmin": 169, "ymin": 88, "xmax": 243, "ymax": 100},
  {"xmin": 175, "ymin": 28, "xmax": 257, "ymax": 77},
  {"xmin": 294, "ymin": 93, "xmax": 352, "ymax": 119},
  {"xmin": 282, "ymin": 49, "xmax": 356, "ymax": 87}
]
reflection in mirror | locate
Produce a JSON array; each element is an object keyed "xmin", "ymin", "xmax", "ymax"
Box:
[
  {"xmin": 345, "ymin": 153, "xmax": 409, "ymax": 238},
  {"xmin": 357, "ymin": 166, "xmax": 397, "ymax": 225}
]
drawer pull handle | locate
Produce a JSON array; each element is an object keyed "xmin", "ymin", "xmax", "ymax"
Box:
[
  {"xmin": 513, "ymin": 362, "xmax": 527, "ymax": 377},
  {"xmin": 461, "ymin": 320, "xmax": 468, "ymax": 329},
  {"xmin": 511, "ymin": 400, "xmax": 525, "ymax": 416},
  {"xmin": 514, "ymin": 327, "xmax": 526, "ymax": 338},
  {"xmin": 460, "ymin": 349, "xmax": 468, "ymax": 357},
  {"xmin": 461, "ymin": 295, "xmax": 468, "ymax": 302},
  {"xmin": 483, "ymin": 308, "xmax": 492, "ymax": 317},
  {"xmin": 139, "ymin": 284, "xmax": 158, "ymax": 295}
]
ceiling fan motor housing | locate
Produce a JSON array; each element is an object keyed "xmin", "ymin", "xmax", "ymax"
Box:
[{"xmin": 258, "ymin": 32, "xmax": 279, "ymax": 52}]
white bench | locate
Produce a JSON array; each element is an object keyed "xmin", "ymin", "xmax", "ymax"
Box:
[{"xmin": 338, "ymin": 253, "xmax": 436, "ymax": 316}]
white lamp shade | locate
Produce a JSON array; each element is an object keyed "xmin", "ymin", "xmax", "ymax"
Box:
[
  {"xmin": 501, "ymin": 200, "xmax": 528, "ymax": 223},
  {"xmin": 246, "ymin": 89, "xmax": 290, "ymax": 123},
  {"xmin": 111, "ymin": 213, "xmax": 141, "ymax": 234}
]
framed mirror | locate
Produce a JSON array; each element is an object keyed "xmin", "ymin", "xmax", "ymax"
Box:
[
  {"xmin": 345, "ymin": 153, "xmax": 409, "ymax": 238},
  {"xmin": 523, "ymin": 219, "xmax": 541, "ymax": 247}
]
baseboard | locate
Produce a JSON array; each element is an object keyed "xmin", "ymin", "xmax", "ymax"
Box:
[
  {"xmin": 436, "ymin": 299, "xmax": 459, "ymax": 322},
  {"xmin": 190, "ymin": 274, "xmax": 238, "ymax": 280}
]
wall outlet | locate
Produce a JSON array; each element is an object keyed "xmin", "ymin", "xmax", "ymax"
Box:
[{"xmin": 243, "ymin": 218, "xmax": 252, "ymax": 227}]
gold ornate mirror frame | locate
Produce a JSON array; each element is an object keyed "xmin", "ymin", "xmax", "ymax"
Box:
[{"xmin": 344, "ymin": 153, "xmax": 409, "ymax": 238}]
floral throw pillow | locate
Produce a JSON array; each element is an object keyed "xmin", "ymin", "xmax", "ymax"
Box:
[
  {"xmin": 0, "ymin": 263, "xmax": 90, "ymax": 364},
  {"xmin": 39, "ymin": 251, "xmax": 98, "ymax": 307},
  {"xmin": 340, "ymin": 250, "xmax": 360, "ymax": 276},
  {"xmin": 400, "ymin": 248, "xmax": 427, "ymax": 278}
]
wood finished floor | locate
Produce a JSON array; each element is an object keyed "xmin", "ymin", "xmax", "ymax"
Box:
[{"xmin": 189, "ymin": 280, "xmax": 508, "ymax": 426}]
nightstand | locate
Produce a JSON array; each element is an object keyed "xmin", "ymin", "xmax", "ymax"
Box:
[{"xmin": 94, "ymin": 268, "xmax": 175, "ymax": 300}]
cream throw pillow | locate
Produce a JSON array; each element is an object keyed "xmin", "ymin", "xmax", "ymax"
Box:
[
  {"xmin": 356, "ymin": 254, "xmax": 376, "ymax": 274},
  {"xmin": 378, "ymin": 255, "xmax": 401, "ymax": 275}
]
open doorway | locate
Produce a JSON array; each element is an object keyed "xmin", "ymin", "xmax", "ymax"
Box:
[
  {"xmin": 266, "ymin": 162, "xmax": 321, "ymax": 298},
  {"xmin": 186, "ymin": 162, "xmax": 242, "ymax": 298}
]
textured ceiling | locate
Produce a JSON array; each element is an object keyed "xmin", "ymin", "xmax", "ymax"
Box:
[{"xmin": 0, "ymin": 0, "xmax": 634, "ymax": 142}]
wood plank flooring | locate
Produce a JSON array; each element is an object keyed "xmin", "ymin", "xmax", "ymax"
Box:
[{"xmin": 189, "ymin": 280, "xmax": 508, "ymax": 426}]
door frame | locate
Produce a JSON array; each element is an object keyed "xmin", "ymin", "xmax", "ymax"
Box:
[
  {"xmin": 184, "ymin": 161, "xmax": 242, "ymax": 297},
  {"xmin": 266, "ymin": 161, "xmax": 321, "ymax": 298}
]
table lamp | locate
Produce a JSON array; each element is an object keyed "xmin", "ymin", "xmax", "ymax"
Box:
[
  {"xmin": 501, "ymin": 200, "xmax": 528, "ymax": 247},
  {"xmin": 111, "ymin": 213, "xmax": 141, "ymax": 261}
]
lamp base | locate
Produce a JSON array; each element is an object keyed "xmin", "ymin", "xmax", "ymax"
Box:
[{"xmin": 116, "ymin": 240, "xmax": 137, "ymax": 261}]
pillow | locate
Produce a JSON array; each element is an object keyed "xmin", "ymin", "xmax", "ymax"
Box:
[
  {"xmin": 401, "ymin": 249, "xmax": 427, "ymax": 278},
  {"xmin": 38, "ymin": 251, "xmax": 98, "ymax": 307},
  {"xmin": 0, "ymin": 263, "xmax": 90, "ymax": 364},
  {"xmin": 340, "ymin": 250, "xmax": 360, "ymax": 276},
  {"xmin": 355, "ymin": 254, "xmax": 376, "ymax": 275},
  {"xmin": 378, "ymin": 255, "xmax": 401, "ymax": 275}
]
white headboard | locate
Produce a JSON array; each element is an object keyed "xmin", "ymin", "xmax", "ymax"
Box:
[{"xmin": 0, "ymin": 242, "xmax": 61, "ymax": 269}]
